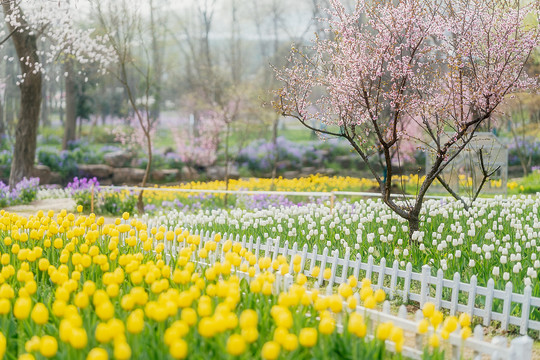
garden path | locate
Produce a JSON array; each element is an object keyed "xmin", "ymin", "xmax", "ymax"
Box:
[
  {"xmin": 3, "ymin": 198, "xmax": 76, "ymax": 216},
  {"xmin": 2, "ymin": 198, "xmax": 119, "ymax": 224}
]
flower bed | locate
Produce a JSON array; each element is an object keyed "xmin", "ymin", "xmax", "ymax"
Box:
[
  {"xmin": 154, "ymin": 196, "xmax": 540, "ymax": 301},
  {"xmin": 0, "ymin": 178, "xmax": 40, "ymax": 207},
  {"xmin": 0, "ymin": 210, "xmax": 482, "ymax": 359}
]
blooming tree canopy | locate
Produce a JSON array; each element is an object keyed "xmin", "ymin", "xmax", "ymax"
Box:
[
  {"xmin": 2, "ymin": 0, "xmax": 113, "ymax": 78},
  {"xmin": 173, "ymin": 111, "xmax": 225, "ymax": 168},
  {"xmin": 2, "ymin": 0, "xmax": 113, "ymax": 185},
  {"xmin": 275, "ymin": 0, "xmax": 539, "ymax": 237}
]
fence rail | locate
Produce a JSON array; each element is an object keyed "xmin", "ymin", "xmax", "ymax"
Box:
[
  {"xmin": 143, "ymin": 220, "xmax": 540, "ymax": 336},
  {"xmin": 132, "ymin": 223, "xmax": 534, "ymax": 359}
]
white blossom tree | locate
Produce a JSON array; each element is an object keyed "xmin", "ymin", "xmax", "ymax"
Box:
[{"xmin": 1, "ymin": 0, "xmax": 113, "ymax": 185}]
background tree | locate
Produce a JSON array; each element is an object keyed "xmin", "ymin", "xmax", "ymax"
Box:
[
  {"xmin": 275, "ymin": 0, "xmax": 540, "ymax": 238},
  {"xmin": 2, "ymin": 2, "xmax": 42, "ymax": 186},
  {"xmin": 93, "ymin": 0, "xmax": 161, "ymax": 213},
  {"xmin": 1, "ymin": 0, "xmax": 112, "ymax": 185}
]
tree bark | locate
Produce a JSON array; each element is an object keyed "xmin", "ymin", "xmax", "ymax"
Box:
[
  {"xmin": 270, "ymin": 115, "xmax": 279, "ymax": 189},
  {"xmin": 0, "ymin": 100, "xmax": 4, "ymax": 138},
  {"xmin": 62, "ymin": 60, "xmax": 77, "ymax": 150},
  {"xmin": 3, "ymin": 2, "xmax": 42, "ymax": 186},
  {"xmin": 149, "ymin": 0, "xmax": 162, "ymax": 121},
  {"xmin": 40, "ymin": 78, "xmax": 50, "ymax": 127},
  {"xmin": 223, "ymin": 121, "xmax": 230, "ymax": 207},
  {"xmin": 137, "ymin": 134, "xmax": 152, "ymax": 214},
  {"xmin": 408, "ymin": 216, "xmax": 420, "ymax": 241}
]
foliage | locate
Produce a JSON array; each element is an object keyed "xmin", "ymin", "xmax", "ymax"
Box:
[
  {"xmin": 96, "ymin": 190, "xmax": 137, "ymax": 215},
  {"xmin": 136, "ymin": 153, "xmax": 184, "ymax": 171},
  {"xmin": 0, "ymin": 177, "xmax": 39, "ymax": 207},
  {"xmin": 67, "ymin": 177, "xmax": 100, "ymax": 212},
  {"xmin": 159, "ymin": 193, "xmax": 540, "ymax": 302},
  {"xmin": 518, "ymin": 170, "xmax": 540, "ymax": 194},
  {"xmin": 237, "ymin": 137, "xmax": 323, "ymax": 174},
  {"xmin": 37, "ymin": 149, "xmax": 79, "ymax": 182},
  {"xmin": 508, "ymin": 138, "xmax": 540, "ymax": 168},
  {"xmin": 0, "ymin": 150, "xmax": 11, "ymax": 179},
  {"xmin": 0, "ymin": 210, "xmax": 473, "ymax": 359}
]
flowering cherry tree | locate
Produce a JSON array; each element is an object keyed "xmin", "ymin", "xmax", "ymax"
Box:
[
  {"xmin": 173, "ymin": 111, "xmax": 224, "ymax": 169},
  {"xmin": 2, "ymin": 0, "xmax": 113, "ymax": 185},
  {"xmin": 275, "ymin": 0, "xmax": 539, "ymax": 238}
]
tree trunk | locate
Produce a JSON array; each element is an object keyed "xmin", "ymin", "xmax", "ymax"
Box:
[
  {"xmin": 137, "ymin": 131, "xmax": 152, "ymax": 214},
  {"xmin": 62, "ymin": 60, "xmax": 77, "ymax": 150},
  {"xmin": 223, "ymin": 122, "xmax": 231, "ymax": 207},
  {"xmin": 408, "ymin": 216, "xmax": 420, "ymax": 242},
  {"xmin": 0, "ymin": 100, "xmax": 4, "ymax": 138},
  {"xmin": 40, "ymin": 78, "xmax": 50, "ymax": 127},
  {"xmin": 3, "ymin": 2, "xmax": 42, "ymax": 186},
  {"xmin": 270, "ymin": 116, "xmax": 279, "ymax": 189},
  {"xmin": 149, "ymin": 0, "xmax": 162, "ymax": 121},
  {"xmin": 59, "ymin": 74, "xmax": 64, "ymax": 126}
]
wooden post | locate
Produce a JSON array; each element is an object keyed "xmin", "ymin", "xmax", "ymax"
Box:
[{"xmin": 330, "ymin": 192, "xmax": 335, "ymax": 214}]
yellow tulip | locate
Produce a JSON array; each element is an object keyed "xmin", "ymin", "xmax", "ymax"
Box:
[
  {"xmin": 39, "ymin": 336, "xmax": 58, "ymax": 358},
  {"xmin": 261, "ymin": 341, "xmax": 280, "ymax": 360},
  {"xmin": 30, "ymin": 303, "xmax": 49, "ymax": 325},
  {"xmin": 14, "ymin": 297, "xmax": 31, "ymax": 320},
  {"xmin": 417, "ymin": 319, "xmax": 429, "ymax": 334},
  {"xmin": 86, "ymin": 348, "xmax": 109, "ymax": 360},
  {"xmin": 299, "ymin": 327, "xmax": 318, "ymax": 347},
  {"xmin": 429, "ymin": 334, "xmax": 440, "ymax": 348},
  {"xmin": 226, "ymin": 334, "xmax": 246, "ymax": 356},
  {"xmin": 422, "ymin": 302, "xmax": 435, "ymax": 318}
]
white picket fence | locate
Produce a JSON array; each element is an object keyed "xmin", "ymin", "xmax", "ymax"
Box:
[
  {"xmin": 143, "ymin": 221, "xmax": 540, "ymax": 337},
  {"xmin": 136, "ymin": 225, "xmax": 534, "ymax": 360}
]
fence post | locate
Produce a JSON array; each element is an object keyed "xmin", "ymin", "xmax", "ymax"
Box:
[
  {"xmin": 330, "ymin": 192, "xmax": 335, "ymax": 215},
  {"xmin": 283, "ymin": 273, "xmax": 293, "ymax": 292},
  {"xmin": 450, "ymin": 272, "xmax": 460, "ymax": 315},
  {"xmin": 510, "ymin": 336, "xmax": 533, "ymax": 360},
  {"xmin": 317, "ymin": 247, "xmax": 329, "ymax": 287},
  {"xmin": 435, "ymin": 269, "xmax": 443, "ymax": 310},
  {"xmin": 353, "ymin": 253, "xmax": 361, "ymax": 280},
  {"xmin": 467, "ymin": 275, "xmax": 477, "ymax": 318},
  {"xmin": 328, "ymin": 249, "xmax": 339, "ymax": 288},
  {"xmin": 472, "ymin": 325, "xmax": 483, "ymax": 360},
  {"xmin": 289, "ymin": 243, "xmax": 298, "ymax": 276},
  {"xmin": 403, "ymin": 262, "xmax": 412, "ymax": 303},
  {"xmin": 501, "ymin": 281, "xmax": 513, "ymax": 331},
  {"xmin": 299, "ymin": 244, "xmax": 308, "ymax": 275},
  {"xmin": 390, "ymin": 260, "xmax": 398, "ymax": 300},
  {"xmin": 377, "ymin": 257, "xmax": 386, "ymax": 290},
  {"xmin": 483, "ymin": 279, "xmax": 495, "ymax": 327},
  {"xmin": 254, "ymin": 237, "xmax": 261, "ymax": 259},
  {"xmin": 491, "ymin": 336, "xmax": 507, "ymax": 360},
  {"xmin": 420, "ymin": 265, "xmax": 430, "ymax": 308},
  {"xmin": 520, "ymin": 285, "xmax": 532, "ymax": 335},
  {"xmin": 309, "ymin": 245, "xmax": 318, "ymax": 275},
  {"xmin": 341, "ymin": 248, "xmax": 351, "ymax": 284},
  {"xmin": 366, "ymin": 255, "xmax": 374, "ymax": 281}
]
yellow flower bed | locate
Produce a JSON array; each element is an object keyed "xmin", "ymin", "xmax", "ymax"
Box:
[
  {"xmin": 133, "ymin": 174, "xmax": 516, "ymax": 205},
  {"xmin": 0, "ymin": 209, "xmax": 471, "ymax": 359}
]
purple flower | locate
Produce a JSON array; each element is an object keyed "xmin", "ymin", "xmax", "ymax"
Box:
[{"xmin": 66, "ymin": 177, "xmax": 100, "ymax": 194}]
